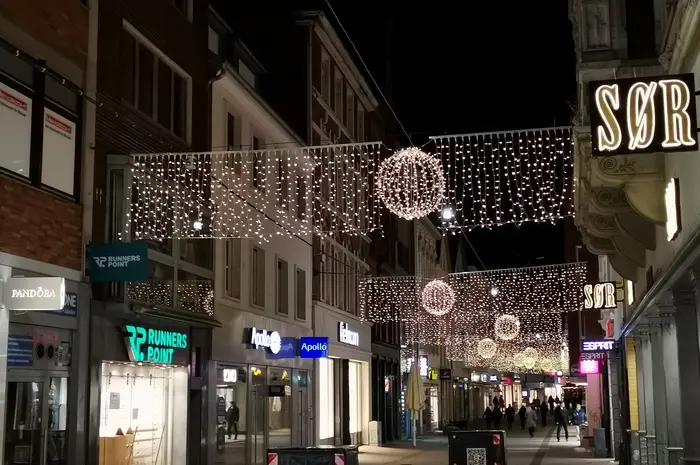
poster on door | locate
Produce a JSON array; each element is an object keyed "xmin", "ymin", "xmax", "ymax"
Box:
[
  {"xmin": 0, "ymin": 81, "xmax": 32, "ymax": 177},
  {"xmin": 42, "ymin": 107, "xmax": 76, "ymax": 195}
]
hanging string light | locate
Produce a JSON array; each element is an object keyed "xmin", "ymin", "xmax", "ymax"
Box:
[
  {"xmin": 421, "ymin": 279, "xmax": 456, "ymax": 316},
  {"xmin": 430, "ymin": 127, "xmax": 574, "ymax": 232},
  {"xmin": 376, "ymin": 147, "xmax": 445, "ymax": 220},
  {"xmin": 127, "ymin": 142, "xmax": 384, "ymax": 241},
  {"xmin": 477, "ymin": 338, "xmax": 498, "ymax": 359},
  {"xmin": 494, "ymin": 314, "xmax": 520, "ymax": 341}
]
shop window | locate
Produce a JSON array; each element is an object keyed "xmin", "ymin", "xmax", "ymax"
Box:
[
  {"xmin": 215, "ymin": 366, "xmax": 247, "ymax": 453},
  {"xmin": 318, "ymin": 358, "xmax": 335, "ymax": 441},
  {"xmin": 268, "ymin": 368, "xmax": 292, "ymax": 448},
  {"xmin": 99, "ymin": 362, "xmax": 187, "ymax": 465},
  {"xmin": 295, "ymin": 267, "xmax": 306, "ymax": 320},
  {"xmin": 251, "ymin": 246, "xmax": 266, "ymax": 308},
  {"xmin": 277, "ymin": 259, "xmax": 289, "ymax": 315},
  {"xmin": 225, "ymin": 240, "xmax": 241, "ymax": 300},
  {"xmin": 348, "ymin": 362, "xmax": 362, "ymax": 434}
]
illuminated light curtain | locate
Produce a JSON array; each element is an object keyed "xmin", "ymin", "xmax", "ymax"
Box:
[
  {"xmin": 127, "ymin": 142, "xmax": 384, "ymax": 241},
  {"xmin": 430, "ymin": 127, "xmax": 574, "ymax": 231}
]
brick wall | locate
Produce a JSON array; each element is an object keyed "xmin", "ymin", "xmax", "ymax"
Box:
[
  {"xmin": 0, "ymin": 0, "xmax": 88, "ymax": 68},
  {"xmin": 0, "ymin": 176, "xmax": 82, "ymax": 270}
]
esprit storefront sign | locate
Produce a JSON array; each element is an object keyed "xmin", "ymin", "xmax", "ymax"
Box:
[
  {"xmin": 590, "ymin": 74, "xmax": 698, "ymax": 156},
  {"xmin": 2, "ymin": 277, "xmax": 65, "ymax": 311},
  {"xmin": 583, "ymin": 282, "xmax": 617, "ymax": 310},
  {"xmin": 582, "ymin": 339, "xmax": 614, "ymax": 352},
  {"xmin": 338, "ymin": 322, "xmax": 359, "ymax": 346},
  {"xmin": 125, "ymin": 325, "xmax": 189, "ymax": 364},
  {"xmin": 247, "ymin": 328, "xmax": 281, "ymax": 354}
]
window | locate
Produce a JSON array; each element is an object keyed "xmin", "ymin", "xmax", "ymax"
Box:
[
  {"xmin": 296, "ymin": 176, "xmax": 306, "ymax": 220},
  {"xmin": 252, "ymin": 136, "xmax": 264, "ymax": 191},
  {"xmin": 180, "ymin": 238, "xmax": 213, "ymax": 270},
  {"xmin": 208, "ymin": 26, "xmax": 219, "ymax": 54},
  {"xmin": 227, "ymin": 113, "xmax": 236, "ymax": 150},
  {"xmin": 333, "ymin": 67, "xmax": 343, "ymax": 117},
  {"xmin": 278, "ymin": 159, "xmax": 289, "ymax": 209},
  {"xmin": 320, "ymin": 49, "xmax": 331, "ymax": 102},
  {"xmin": 122, "ymin": 24, "xmax": 189, "ymax": 141},
  {"xmin": 238, "ymin": 60, "xmax": 256, "ymax": 88},
  {"xmin": 277, "ymin": 259, "xmax": 289, "ymax": 315},
  {"xmin": 251, "ymin": 246, "xmax": 265, "ymax": 307},
  {"xmin": 357, "ymin": 106, "xmax": 365, "ymax": 142},
  {"xmin": 296, "ymin": 268, "xmax": 306, "ymax": 320},
  {"xmin": 168, "ymin": 0, "xmax": 190, "ymax": 18},
  {"xmin": 225, "ymin": 240, "xmax": 241, "ymax": 299},
  {"xmin": 346, "ymin": 90, "xmax": 355, "ymax": 135}
]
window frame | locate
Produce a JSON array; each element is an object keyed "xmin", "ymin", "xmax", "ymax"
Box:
[
  {"xmin": 320, "ymin": 48, "xmax": 331, "ymax": 103},
  {"xmin": 295, "ymin": 266, "xmax": 307, "ymax": 321},
  {"xmin": 250, "ymin": 244, "xmax": 266, "ymax": 309},
  {"xmin": 224, "ymin": 239, "xmax": 242, "ymax": 301},
  {"xmin": 276, "ymin": 257, "xmax": 289, "ymax": 316},
  {"xmin": 346, "ymin": 89, "xmax": 355, "ymax": 136},
  {"xmin": 333, "ymin": 66, "xmax": 344, "ymax": 118}
]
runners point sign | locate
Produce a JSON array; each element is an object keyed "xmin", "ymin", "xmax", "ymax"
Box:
[
  {"xmin": 124, "ymin": 325, "xmax": 189, "ymax": 365},
  {"xmin": 88, "ymin": 242, "xmax": 148, "ymax": 282}
]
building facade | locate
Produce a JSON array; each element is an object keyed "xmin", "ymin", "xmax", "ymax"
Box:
[
  {"xmin": 571, "ymin": 1, "xmax": 700, "ymax": 464},
  {"xmin": 0, "ymin": 0, "xmax": 93, "ymax": 463}
]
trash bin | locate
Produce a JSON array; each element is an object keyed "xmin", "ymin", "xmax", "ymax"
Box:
[
  {"xmin": 267, "ymin": 445, "xmax": 359, "ymax": 465},
  {"xmin": 447, "ymin": 430, "xmax": 507, "ymax": 465}
]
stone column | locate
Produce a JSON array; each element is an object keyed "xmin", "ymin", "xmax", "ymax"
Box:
[
  {"xmin": 672, "ymin": 274, "xmax": 700, "ymax": 465},
  {"xmin": 648, "ymin": 315, "xmax": 669, "ymax": 465},
  {"xmin": 657, "ymin": 298, "xmax": 683, "ymax": 465},
  {"xmin": 634, "ymin": 328, "xmax": 652, "ymax": 465}
]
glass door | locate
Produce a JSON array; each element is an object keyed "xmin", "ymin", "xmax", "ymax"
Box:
[
  {"xmin": 249, "ymin": 368, "xmax": 266, "ymax": 465},
  {"xmin": 293, "ymin": 370, "xmax": 309, "ymax": 447}
]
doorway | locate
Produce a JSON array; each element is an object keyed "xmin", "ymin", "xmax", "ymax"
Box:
[
  {"xmin": 4, "ymin": 371, "xmax": 70, "ymax": 465},
  {"xmin": 293, "ymin": 370, "xmax": 310, "ymax": 447},
  {"xmin": 249, "ymin": 379, "xmax": 266, "ymax": 465}
]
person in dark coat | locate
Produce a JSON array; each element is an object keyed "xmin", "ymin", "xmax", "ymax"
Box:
[
  {"xmin": 518, "ymin": 405, "xmax": 527, "ymax": 429},
  {"xmin": 483, "ymin": 406, "xmax": 494, "ymax": 429},
  {"xmin": 505, "ymin": 404, "xmax": 516, "ymax": 430},
  {"xmin": 226, "ymin": 401, "xmax": 240, "ymax": 439},
  {"xmin": 548, "ymin": 396, "xmax": 555, "ymax": 413},
  {"xmin": 554, "ymin": 402, "xmax": 568, "ymax": 442},
  {"xmin": 493, "ymin": 405, "xmax": 503, "ymax": 429},
  {"xmin": 540, "ymin": 402, "xmax": 549, "ymax": 427}
]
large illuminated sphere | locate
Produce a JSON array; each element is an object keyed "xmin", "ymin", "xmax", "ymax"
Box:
[
  {"xmin": 539, "ymin": 358, "xmax": 554, "ymax": 373},
  {"xmin": 421, "ymin": 279, "xmax": 456, "ymax": 316},
  {"xmin": 523, "ymin": 347, "xmax": 539, "ymax": 364},
  {"xmin": 494, "ymin": 314, "xmax": 520, "ymax": 341},
  {"xmin": 513, "ymin": 352, "xmax": 526, "ymax": 367},
  {"xmin": 477, "ymin": 338, "xmax": 497, "ymax": 359},
  {"xmin": 377, "ymin": 147, "xmax": 446, "ymax": 220},
  {"xmin": 523, "ymin": 357, "xmax": 536, "ymax": 370}
]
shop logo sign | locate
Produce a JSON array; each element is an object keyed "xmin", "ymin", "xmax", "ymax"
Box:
[
  {"xmin": 338, "ymin": 322, "xmax": 359, "ymax": 346},
  {"xmin": 125, "ymin": 325, "xmax": 188, "ymax": 364},
  {"xmin": 583, "ymin": 282, "xmax": 617, "ymax": 309},
  {"xmin": 582, "ymin": 339, "xmax": 614, "ymax": 352},
  {"xmin": 247, "ymin": 328, "xmax": 281, "ymax": 354},
  {"xmin": 3, "ymin": 277, "xmax": 65, "ymax": 311},
  {"xmin": 223, "ymin": 368, "xmax": 238, "ymax": 383},
  {"xmin": 88, "ymin": 242, "xmax": 148, "ymax": 282},
  {"xmin": 299, "ymin": 337, "xmax": 328, "ymax": 358},
  {"xmin": 589, "ymin": 74, "xmax": 698, "ymax": 156}
]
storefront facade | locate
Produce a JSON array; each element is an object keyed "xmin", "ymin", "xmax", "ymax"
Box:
[
  {"xmin": 370, "ymin": 337, "xmax": 401, "ymax": 443},
  {"xmin": 0, "ymin": 258, "xmax": 89, "ymax": 465},
  {"xmin": 208, "ymin": 313, "xmax": 314, "ymax": 465},
  {"xmin": 314, "ymin": 310, "xmax": 371, "ymax": 446}
]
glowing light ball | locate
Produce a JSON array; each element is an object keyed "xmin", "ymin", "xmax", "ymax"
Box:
[{"xmin": 421, "ymin": 279, "xmax": 456, "ymax": 316}]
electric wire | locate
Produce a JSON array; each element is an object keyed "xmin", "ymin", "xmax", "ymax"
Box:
[{"xmin": 462, "ymin": 230, "xmax": 487, "ymax": 270}]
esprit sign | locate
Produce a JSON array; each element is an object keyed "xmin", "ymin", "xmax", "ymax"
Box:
[
  {"xmin": 589, "ymin": 74, "xmax": 698, "ymax": 156},
  {"xmin": 3, "ymin": 277, "xmax": 66, "ymax": 311},
  {"xmin": 583, "ymin": 282, "xmax": 617, "ymax": 310},
  {"xmin": 338, "ymin": 322, "xmax": 359, "ymax": 346},
  {"xmin": 247, "ymin": 328, "xmax": 281, "ymax": 354},
  {"xmin": 582, "ymin": 339, "xmax": 615, "ymax": 352}
]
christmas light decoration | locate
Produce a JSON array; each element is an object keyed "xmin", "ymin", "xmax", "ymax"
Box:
[
  {"xmin": 477, "ymin": 338, "xmax": 497, "ymax": 359},
  {"xmin": 539, "ymin": 357, "xmax": 554, "ymax": 373},
  {"xmin": 127, "ymin": 142, "xmax": 384, "ymax": 241},
  {"xmin": 430, "ymin": 127, "xmax": 574, "ymax": 231},
  {"xmin": 376, "ymin": 147, "xmax": 445, "ymax": 220},
  {"xmin": 523, "ymin": 347, "xmax": 539, "ymax": 363},
  {"xmin": 421, "ymin": 279, "xmax": 456, "ymax": 316},
  {"xmin": 494, "ymin": 314, "xmax": 520, "ymax": 341},
  {"xmin": 126, "ymin": 280, "xmax": 214, "ymax": 316},
  {"xmin": 513, "ymin": 352, "xmax": 526, "ymax": 368}
]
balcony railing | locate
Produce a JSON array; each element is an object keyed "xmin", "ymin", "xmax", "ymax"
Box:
[{"xmin": 125, "ymin": 279, "xmax": 214, "ymax": 316}]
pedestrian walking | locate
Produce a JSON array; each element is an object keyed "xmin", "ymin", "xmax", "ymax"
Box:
[
  {"xmin": 494, "ymin": 406, "xmax": 503, "ymax": 429},
  {"xmin": 554, "ymin": 402, "xmax": 568, "ymax": 442},
  {"xmin": 540, "ymin": 402, "xmax": 549, "ymax": 427},
  {"xmin": 483, "ymin": 405, "xmax": 494, "ymax": 429},
  {"xmin": 571, "ymin": 404, "xmax": 587, "ymax": 440},
  {"xmin": 548, "ymin": 396, "xmax": 554, "ymax": 414},
  {"xmin": 518, "ymin": 404, "xmax": 527, "ymax": 430},
  {"xmin": 525, "ymin": 405, "xmax": 538, "ymax": 438},
  {"xmin": 506, "ymin": 404, "xmax": 516, "ymax": 430}
]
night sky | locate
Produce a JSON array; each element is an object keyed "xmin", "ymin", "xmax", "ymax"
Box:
[{"xmin": 215, "ymin": 1, "xmax": 577, "ymax": 269}]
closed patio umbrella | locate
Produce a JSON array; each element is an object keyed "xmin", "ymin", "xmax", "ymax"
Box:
[{"xmin": 405, "ymin": 363, "xmax": 426, "ymax": 447}]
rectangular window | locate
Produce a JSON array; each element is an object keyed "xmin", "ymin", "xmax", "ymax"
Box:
[
  {"xmin": 227, "ymin": 113, "xmax": 236, "ymax": 151},
  {"xmin": 225, "ymin": 240, "xmax": 241, "ymax": 299},
  {"xmin": 251, "ymin": 246, "xmax": 265, "ymax": 307},
  {"xmin": 321, "ymin": 50, "xmax": 331, "ymax": 102},
  {"xmin": 333, "ymin": 68, "xmax": 343, "ymax": 117},
  {"xmin": 208, "ymin": 26, "xmax": 219, "ymax": 54},
  {"xmin": 296, "ymin": 268, "xmax": 306, "ymax": 320},
  {"xmin": 357, "ymin": 106, "xmax": 365, "ymax": 142},
  {"xmin": 346, "ymin": 90, "xmax": 355, "ymax": 136},
  {"xmin": 157, "ymin": 61, "xmax": 172, "ymax": 130},
  {"xmin": 252, "ymin": 136, "xmax": 264, "ymax": 191},
  {"xmin": 277, "ymin": 259, "xmax": 289, "ymax": 315},
  {"xmin": 137, "ymin": 43, "xmax": 154, "ymax": 116},
  {"xmin": 296, "ymin": 175, "xmax": 306, "ymax": 220},
  {"xmin": 277, "ymin": 159, "xmax": 289, "ymax": 209}
]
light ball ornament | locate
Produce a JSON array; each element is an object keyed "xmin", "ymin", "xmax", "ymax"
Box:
[
  {"xmin": 494, "ymin": 314, "xmax": 520, "ymax": 341},
  {"xmin": 523, "ymin": 357, "xmax": 537, "ymax": 370},
  {"xmin": 477, "ymin": 338, "xmax": 498, "ymax": 359},
  {"xmin": 513, "ymin": 352, "xmax": 526, "ymax": 367},
  {"xmin": 421, "ymin": 279, "xmax": 456, "ymax": 316},
  {"xmin": 523, "ymin": 347, "xmax": 539, "ymax": 364},
  {"xmin": 539, "ymin": 358, "xmax": 554, "ymax": 373},
  {"xmin": 377, "ymin": 147, "xmax": 446, "ymax": 220}
]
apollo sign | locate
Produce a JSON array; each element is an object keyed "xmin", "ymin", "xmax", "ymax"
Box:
[
  {"xmin": 583, "ymin": 282, "xmax": 617, "ymax": 310},
  {"xmin": 589, "ymin": 74, "xmax": 698, "ymax": 156},
  {"xmin": 247, "ymin": 328, "xmax": 281, "ymax": 354}
]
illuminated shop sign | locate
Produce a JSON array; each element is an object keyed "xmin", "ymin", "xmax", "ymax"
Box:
[
  {"xmin": 406, "ymin": 356, "xmax": 428, "ymax": 377},
  {"xmin": 580, "ymin": 359, "xmax": 600, "ymax": 374},
  {"xmin": 3, "ymin": 277, "xmax": 66, "ymax": 311},
  {"xmin": 299, "ymin": 337, "xmax": 328, "ymax": 358},
  {"xmin": 582, "ymin": 339, "xmax": 615, "ymax": 352},
  {"xmin": 124, "ymin": 325, "xmax": 188, "ymax": 364},
  {"xmin": 246, "ymin": 327, "xmax": 281, "ymax": 354},
  {"xmin": 583, "ymin": 282, "xmax": 618, "ymax": 310},
  {"xmin": 665, "ymin": 178, "xmax": 681, "ymax": 241},
  {"xmin": 338, "ymin": 322, "xmax": 359, "ymax": 346},
  {"xmin": 589, "ymin": 74, "xmax": 698, "ymax": 156},
  {"xmin": 223, "ymin": 368, "xmax": 238, "ymax": 383}
]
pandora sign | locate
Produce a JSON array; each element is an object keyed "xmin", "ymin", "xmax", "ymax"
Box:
[{"xmin": 589, "ymin": 74, "xmax": 698, "ymax": 156}]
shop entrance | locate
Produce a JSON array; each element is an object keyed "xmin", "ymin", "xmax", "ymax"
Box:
[
  {"xmin": 293, "ymin": 370, "xmax": 310, "ymax": 446},
  {"xmin": 4, "ymin": 371, "xmax": 69, "ymax": 465}
]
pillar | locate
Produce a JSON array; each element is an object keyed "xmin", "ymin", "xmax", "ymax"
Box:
[
  {"xmin": 657, "ymin": 299, "xmax": 683, "ymax": 465},
  {"xmin": 634, "ymin": 329, "xmax": 650, "ymax": 465},
  {"xmin": 649, "ymin": 318, "xmax": 669, "ymax": 465},
  {"xmin": 672, "ymin": 274, "xmax": 700, "ymax": 465}
]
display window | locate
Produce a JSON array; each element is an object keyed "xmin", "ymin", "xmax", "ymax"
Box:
[
  {"xmin": 98, "ymin": 362, "xmax": 188, "ymax": 465},
  {"xmin": 268, "ymin": 367, "xmax": 292, "ymax": 448},
  {"xmin": 214, "ymin": 366, "xmax": 247, "ymax": 465}
]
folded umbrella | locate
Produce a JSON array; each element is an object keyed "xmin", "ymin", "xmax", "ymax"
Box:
[{"xmin": 405, "ymin": 364, "xmax": 426, "ymax": 447}]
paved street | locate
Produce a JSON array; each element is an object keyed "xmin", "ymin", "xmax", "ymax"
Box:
[{"xmin": 358, "ymin": 427, "xmax": 613, "ymax": 465}]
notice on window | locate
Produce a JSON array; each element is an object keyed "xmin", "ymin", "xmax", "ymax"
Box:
[
  {"xmin": 41, "ymin": 108, "xmax": 76, "ymax": 195},
  {"xmin": 109, "ymin": 392, "xmax": 120, "ymax": 410},
  {"xmin": 0, "ymin": 82, "xmax": 32, "ymax": 177},
  {"xmin": 7, "ymin": 335, "xmax": 34, "ymax": 367}
]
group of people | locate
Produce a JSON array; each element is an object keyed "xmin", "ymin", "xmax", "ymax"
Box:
[{"xmin": 483, "ymin": 395, "xmax": 586, "ymax": 441}]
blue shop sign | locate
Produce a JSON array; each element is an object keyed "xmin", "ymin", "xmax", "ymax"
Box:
[
  {"xmin": 39, "ymin": 292, "xmax": 77, "ymax": 317},
  {"xmin": 266, "ymin": 337, "xmax": 297, "ymax": 359},
  {"xmin": 299, "ymin": 337, "xmax": 328, "ymax": 359},
  {"xmin": 88, "ymin": 242, "xmax": 148, "ymax": 282}
]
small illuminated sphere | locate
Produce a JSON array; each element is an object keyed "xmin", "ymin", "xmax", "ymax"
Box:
[
  {"xmin": 477, "ymin": 338, "xmax": 498, "ymax": 359},
  {"xmin": 376, "ymin": 147, "xmax": 446, "ymax": 220},
  {"xmin": 494, "ymin": 314, "xmax": 520, "ymax": 341},
  {"xmin": 421, "ymin": 279, "xmax": 456, "ymax": 316},
  {"xmin": 441, "ymin": 207, "xmax": 454, "ymax": 220},
  {"xmin": 490, "ymin": 287, "xmax": 499, "ymax": 297},
  {"xmin": 193, "ymin": 220, "xmax": 203, "ymax": 231}
]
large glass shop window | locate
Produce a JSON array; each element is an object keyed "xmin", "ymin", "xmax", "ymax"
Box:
[
  {"xmin": 214, "ymin": 366, "xmax": 247, "ymax": 465},
  {"xmin": 268, "ymin": 368, "xmax": 292, "ymax": 448},
  {"xmin": 99, "ymin": 362, "xmax": 187, "ymax": 465}
]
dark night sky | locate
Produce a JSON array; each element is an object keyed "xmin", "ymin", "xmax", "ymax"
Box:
[{"xmin": 215, "ymin": 1, "xmax": 577, "ymax": 269}]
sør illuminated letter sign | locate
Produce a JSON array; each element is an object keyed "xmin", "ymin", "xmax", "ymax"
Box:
[
  {"xmin": 589, "ymin": 74, "xmax": 698, "ymax": 156},
  {"xmin": 583, "ymin": 282, "xmax": 617, "ymax": 310}
]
